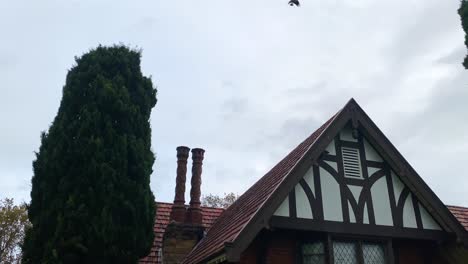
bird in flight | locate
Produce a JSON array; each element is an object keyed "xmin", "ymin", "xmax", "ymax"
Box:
[{"xmin": 288, "ymin": 0, "xmax": 300, "ymax": 6}]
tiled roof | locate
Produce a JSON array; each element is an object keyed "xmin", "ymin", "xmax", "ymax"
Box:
[
  {"xmin": 447, "ymin": 205, "xmax": 468, "ymax": 231},
  {"xmin": 139, "ymin": 202, "xmax": 224, "ymax": 264},
  {"xmin": 183, "ymin": 115, "xmax": 338, "ymax": 263},
  {"xmin": 140, "ymin": 203, "xmax": 468, "ymax": 264},
  {"xmin": 139, "ymin": 99, "xmax": 468, "ymax": 264}
]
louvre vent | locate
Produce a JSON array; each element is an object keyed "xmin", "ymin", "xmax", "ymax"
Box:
[{"xmin": 341, "ymin": 147, "xmax": 363, "ymax": 178}]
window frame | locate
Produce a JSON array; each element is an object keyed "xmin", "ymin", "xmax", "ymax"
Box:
[
  {"xmin": 299, "ymin": 234, "xmax": 394, "ymax": 264},
  {"xmin": 297, "ymin": 233, "xmax": 329, "ymax": 264}
]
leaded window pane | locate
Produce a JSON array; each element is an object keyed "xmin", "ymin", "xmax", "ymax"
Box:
[
  {"xmin": 333, "ymin": 241, "xmax": 358, "ymax": 264},
  {"xmin": 302, "ymin": 242, "xmax": 325, "ymax": 264},
  {"xmin": 362, "ymin": 243, "xmax": 386, "ymax": 264}
]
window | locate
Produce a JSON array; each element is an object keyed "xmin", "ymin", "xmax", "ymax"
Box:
[
  {"xmin": 302, "ymin": 242, "xmax": 326, "ymax": 264},
  {"xmin": 333, "ymin": 241, "xmax": 386, "ymax": 264},
  {"xmin": 333, "ymin": 241, "xmax": 358, "ymax": 264},
  {"xmin": 301, "ymin": 239, "xmax": 388, "ymax": 264},
  {"xmin": 362, "ymin": 243, "xmax": 386, "ymax": 264}
]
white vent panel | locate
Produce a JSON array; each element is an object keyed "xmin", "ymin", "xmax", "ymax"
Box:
[{"xmin": 341, "ymin": 147, "xmax": 363, "ymax": 179}]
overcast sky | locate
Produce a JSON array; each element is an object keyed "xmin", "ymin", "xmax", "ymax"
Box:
[{"xmin": 1, "ymin": 0, "xmax": 467, "ymax": 207}]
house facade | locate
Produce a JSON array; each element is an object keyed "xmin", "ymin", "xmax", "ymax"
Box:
[{"xmin": 140, "ymin": 99, "xmax": 468, "ymax": 264}]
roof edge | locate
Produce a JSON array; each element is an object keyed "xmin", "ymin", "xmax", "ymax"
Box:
[
  {"xmin": 225, "ymin": 99, "xmax": 468, "ymax": 261},
  {"xmin": 224, "ymin": 100, "xmax": 354, "ymax": 261}
]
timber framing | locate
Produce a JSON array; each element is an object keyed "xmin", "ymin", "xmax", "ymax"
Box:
[
  {"xmin": 270, "ymin": 216, "xmax": 451, "ymax": 241},
  {"xmin": 221, "ymin": 99, "xmax": 468, "ymax": 262}
]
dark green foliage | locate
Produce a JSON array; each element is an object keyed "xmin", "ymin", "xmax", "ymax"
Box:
[
  {"xmin": 22, "ymin": 45, "xmax": 157, "ymax": 264},
  {"xmin": 460, "ymin": 0, "xmax": 468, "ymax": 68}
]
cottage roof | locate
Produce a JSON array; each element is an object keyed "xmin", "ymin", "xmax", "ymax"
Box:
[
  {"xmin": 139, "ymin": 202, "xmax": 224, "ymax": 264},
  {"xmin": 139, "ymin": 203, "xmax": 468, "ymax": 263},
  {"xmin": 182, "ymin": 98, "xmax": 468, "ymax": 263}
]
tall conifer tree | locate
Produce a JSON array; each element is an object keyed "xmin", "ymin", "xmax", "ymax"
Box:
[
  {"xmin": 460, "ymin": 0, "xmax": 468, "ymax": 68},
  {"xmin": 23, "ymin": 45, "xmax": 157, "ymax": 264}
]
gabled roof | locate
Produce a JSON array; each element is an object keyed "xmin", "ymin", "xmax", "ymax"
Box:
[
  {"xmin": 139, "ymin": 202, "xmax": 224, "ymax": 264},
  {"xmin": 184, "ymin": 98, "xmax": 468, "ymax": 263},
  {"xmin": 139, "ymin": 203, "xmax": 468, "ymax": 263},
  {"xmin": 183, "ymin": 114, "xmax": 338, "ymax": 263}
]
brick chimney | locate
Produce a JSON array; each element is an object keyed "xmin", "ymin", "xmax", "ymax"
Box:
[
  {"xmin": 162, "ymin": 147, "xmax": 206, "ymax": 264},
  {"xmin": 170, "ymin": 146, "xmax": 190, "ymax": 222},
  {"xmin": 186, "ymin": 148, "xmax": 205, "ymax": 225}
]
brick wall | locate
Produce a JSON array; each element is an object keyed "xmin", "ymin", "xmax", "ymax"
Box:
[
  {"xmin": 264, "ymin": 235, "xmax": 296, "ymax": 264},
  {"xmin": 239, "ymin": 231, "xmax": 296, "ymax": 264},
  {"xmin": 239, "ymin": 237, "xmax": 260, "ymax": 264},
  {"xmin": 162, "ymin": 223, "xmax": 204, "ymax": 264},
  {"xmin": 393, "ymin": 240, "xmax": 442, "ymax": 264},
  {"xmin": 238, "ymin": 230, "xmax": 459, "ymax": 264}
]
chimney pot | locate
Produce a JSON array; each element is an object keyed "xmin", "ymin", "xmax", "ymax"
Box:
[
  {"xmin": 170, "ymin": 146, "xmax": 190, "ymax": 222},
  {"xmin": 186, "ymin": 148, "xmax": 205, "ymax": 225}
]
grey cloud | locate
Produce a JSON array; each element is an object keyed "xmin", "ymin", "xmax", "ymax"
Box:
[
  {"xmin": 1, "ymin": 0, "xmax": 467, "ymax": 207},
  {"xmin": 0, "ymin": 52, "xmax": 17, "ymax": 71},
  {"xmin": 436, "ymin": 46, "xmax": 467, "ymax": 65},
  {"xmin": 221, "ymin": 97, "xmax": 249, "ymax": 118}
]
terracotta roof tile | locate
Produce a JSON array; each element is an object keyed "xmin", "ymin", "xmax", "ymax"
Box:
[
  {"xmin": 447, "ymin": 205, "xmax": 468, "ymax": 231},
  {"xmin": 139, "ymin": 203, "xmax": 468, "ymax": 264},
  {"xmin": 182, "ymin": 107, "xmax": 468, "ymax": 263},
  {"xmin": 140, "ymin": 103, "xmax": 468, "ymax": 264},
  {"xmin": 139, "ymin": 202, "xmax": 224, "ymax": 264},
  {"xmin": 183, "ymin": 114, "xmax": 338, "ymax": 263}
]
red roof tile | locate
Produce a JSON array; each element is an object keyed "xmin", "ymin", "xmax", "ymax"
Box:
[
  {"xmin": 447, "ymin": 205, "xmax": 468, "ymax": 231},
  {"xmin": 140, "ymin": 100, "xmax": 468, "ymax": 264},
  {"xmin": 183, "ymin": 114, "xmax": 338, "ymax": 263},
  {"xmin": 139, "ymin": 202, "xmax": 224, "ymax": 264},
  {"xmin": 140, "ymin": 203, "xmax": 468, "ymax": 264}
]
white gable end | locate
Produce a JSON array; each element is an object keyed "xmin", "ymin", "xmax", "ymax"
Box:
[{"xmin": 273, "ymin": 125, "xmax": 442, "ymax": 231}]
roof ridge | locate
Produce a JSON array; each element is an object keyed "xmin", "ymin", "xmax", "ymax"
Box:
[
  {"xmin": 237, "ymin": 111, "xmax": 340, "ymax": 235},
  {"xmin": 184, "ymin": 98, "xmax": 468, "ymax": 263},
  {"xmin": 447, "ymin": 205, "xmax": 468, "ymax": 209},
  {"xmin": 183, "ymin": 110, "xmax": 340, "ymax": 263},
  {"xmin": 140, "ymin": 201, "xmax": 225, "ymax": 264},
  {"xmin": 155, "ymin": 202, "xmax": 173, "ymax": 205},
  {"xmin": 155, "ymin": 201, "xmax": 226, "ymax": 211}
]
